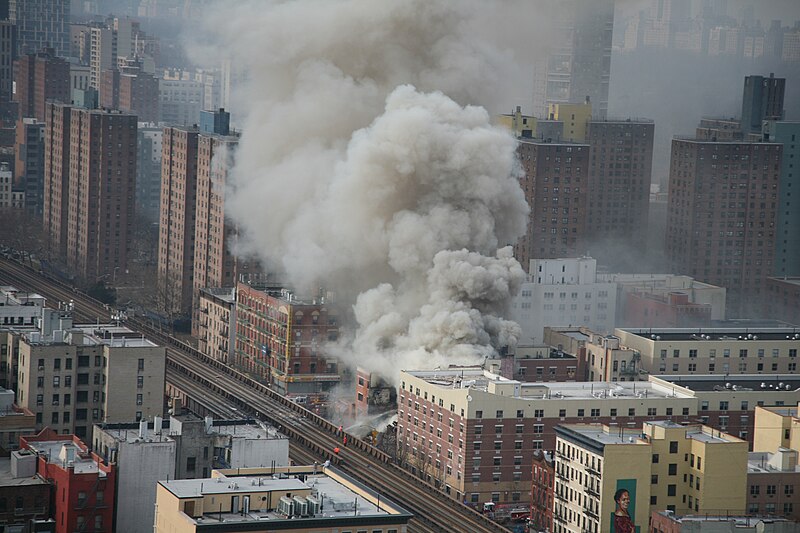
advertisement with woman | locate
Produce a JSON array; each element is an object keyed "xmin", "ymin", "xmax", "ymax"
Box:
[{"xmin": 610, "ymin": 479, "xmax": 640, "ymax": 533}]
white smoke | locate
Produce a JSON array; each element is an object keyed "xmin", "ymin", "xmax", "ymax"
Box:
[{"xmin": 189, "ymin": 0, "xmax": 534, "ymax": 381}]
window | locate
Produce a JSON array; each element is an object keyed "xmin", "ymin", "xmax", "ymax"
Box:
[
  {"xmin": 577, "ymin": 409, "xmax": 584, "ymax": 417},
  {"xmin": 628, "ymin": 408, "xmax": 636, "ymax": 416},
  {"xmin": 77, "ymin": 373, "xmax": 89, "ymax": 385},
  {"xmin": 669, "ymin": 441, "xmax": 678, "ymax": 453},
  {"xmin": 668, "ymin": 463, "xmax": 677, "ymax": 475},
  {"xmin": 78, "ymin": 356, "xmax": 89, "ymax": 367},
  {"xmin": 534, "ymin": 409, "xmax": 544, "ymax": 418},
  {"xmin": 186, "ymin": 457, "xmax": 196, "ymax": 471},
  {"xmin": 652, "ymin": 454, "xmax": 659, "ymax": 464},
  {"xmin": 668, "ymin": 484, "xmax": 676, "ymax": 496},
  {"xmin": 495, "ymin": 410, "xmax": 503, "ymax": 418},
  {"xmin": 766, "ymin": 485, "xmax": 776, "ymax": 495},
  {"xmin": 475, "ymin": 410, "xmax": 483, "ymax": 419},
  {"xmin": 138, "ymin": 358, "xmax": 145, "ymax": 371},
  {"xmin": 137, "ymin": 376, "xmax": 144, "ymax": 389},
  {"xmin": 52, "ymin": 376, "xmax": 60, "ymax": 388},
  {"xmin": 719, "ymin": 401, "xmax": 729, "ymax": 411},
  {"xmin": 750, "ymin": 485, "xmax": 760, "ymax": 495},
  {"xmin": 651, "ymin": 474, "xmax": 658, "ymax": 484},
  {"xmin": 136, "ymin": 394, "xmax": 143, "ymax": 405},
  {"xmin": 785, "ymin": 485, "xmax": 794, "ymax": 496}
]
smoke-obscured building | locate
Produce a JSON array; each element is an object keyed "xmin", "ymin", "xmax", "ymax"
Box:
[
  {"xmin": 741, "ymin": 74, "xmax": 785, "ymax": 134},
  {"xmin": 510, "ymin": 257, "xmax": 616, "ymax": 342},
  {"xmin": 764, "ymin": 277, "xmax": 800, "ymax": 326},
  {"xmin": 665, "ymin": 136, "xmax": 782, "ymax": 316},
  {"xmin": 599, "ymin": 273, "xmax": 727, "ymax": 327},
  {"xmin": 762, "ymin": 120, "xmax": 800, "ymax": 278},
  {"xmin": 532, "ymin": 0, "xmax": 615, "ymax": 118},
  {"xmin": 136, "ymin": 123, "xmax": 163, "ymax": 225}
]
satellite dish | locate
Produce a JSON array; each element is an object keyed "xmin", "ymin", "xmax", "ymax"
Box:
[{"xmin": 466, "ymin": 395, "xmax": 473, "ymax": 402}]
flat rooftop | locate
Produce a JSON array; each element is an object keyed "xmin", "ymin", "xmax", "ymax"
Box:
[
  {"xmin": 656, "ymin": 374, "xmax": 800, "ymax": 392},
  {"xmin": 407, "ymin": 368, "xmax": 692, "ymax": 401},
  {"xmin": 201, "ymin": 287, "xmax": 236, "ymax": 303},
  {"xmin": 620, "ymin": 328, "xmax": 800, "ymax": 342},
  {"xmin": 161, "ymin": 470, "xmax": 409, "ymax": 525},
  {"xmin": 768, "ymin": 277, "xmax": 800, "ymax": 287},
  {"xmin": 0, "ymin": 456, "xmax": 49, "ymax": 487},
  {"xmin": 748, "ymin": 451, "xmax": 800, "ymax": 474},
  {"xmin": 26, "ymin": 440, "xmax": 101, "ymax": 474},
  {"xmin": 647, "ymin": 420, "xmax": 740, "ymax": 444},
  {"xmin": 654, "ymin": 511, "xmax": 793, "ymax": 524},
  {"xmin": 557, "ymin": 424, "xmax": 645, "ymax": 446}
]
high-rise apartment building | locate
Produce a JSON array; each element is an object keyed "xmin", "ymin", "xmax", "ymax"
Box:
[
  {"xmin": 12, "ymin": 47, "xmax": 70, "ymax": 121},
  {"xmin": 235, "ymin": 283, "xmax": 340, "ymax": 396},
  {"xmin": 14, "ymin": 117, "xmax": 43, "ymax": 214},
  {"xmin": 515, "ymin": 139, "xmax": 590, "ymax": 269},
  {"xmin": 533, "ymin": 0, "xmax": 615, "ymax": 118},
  {"xmin": 158, "ymin": 126, "xmax": 199, "ymax": 316},
  {"xmin": 665, "ymin": 138, "xmax": 782, "ymax": 315},
  {"xmin": 100, "ymin": 59, "xmax": 160, "ymax": 122},
  {"xmin": 43, "ymin": 103, "xmax": 137, "ymax": 282},
  {"xmin": 553, "ymin": 421, "xmax": 747, "ymax": 533},
  {"xmin": 159, "ymin": 111, "xmax": 256, "ymax": 321},
  {"xmin": 43, "ymin": 104, "xmax": 70, "ymax": 259},
  {"xmin": 15, "ymin": 323, "xmax": 166, "ymax": 440},
  {"xmin": 9, "ymin": 0, "xmax": 69, "ymax": 57},
  {"xmin": 0, "ymin": 21, "xmax": 16, "ymax": 106},
  {"xmin": 741, "ymin": 74, "xmax": 785, "ymax": 134},
  {"xmin": 762, "ymin": 120, "xmax": 800, "ymax": 277},
  {"xmin": 89, "ymin": 26, "xmax": 116, "ymax": 90},
  {"xmin": 585, "ymin": 119, "xmax": 654, "ymax": 250},
  {"xmin": 136, "ymin": 123, "xmax": 163, "ymax": 225}
]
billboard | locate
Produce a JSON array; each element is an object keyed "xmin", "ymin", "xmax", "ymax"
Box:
[{"xmin": 610, "ymin": 479, "xmax": 640, "ymax": 533}]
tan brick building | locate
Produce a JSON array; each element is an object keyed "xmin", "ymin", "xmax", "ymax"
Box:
[
  {"xmin": 196, "ymin": 287, "xmax": 235, "ymax": 364},
  {"xmin": 15, "ymin": 323, "xmax": 166, "ymax": 440}
]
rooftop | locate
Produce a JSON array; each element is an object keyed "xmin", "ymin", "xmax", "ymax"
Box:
[
  {"xmin": 656, "ymin": 374, "xmax": 800, "ymax": 392},
  {"xmin": 768, "ymin": 277, "xmax": 800, "ymax": 287},
  {"xmin": 201, "ymin": 287, "xmax": 236, "ymax": 303},
  {"xmin": 0, "ymin": 456, "xmax": 49, "ymax": 487},
  {"xmin": 406, "ymin": 368, "xmax": 692, "ymax": 401},
  {"xmin": 26, "ymin": 440, "xmax": 103, "ymax": 475},
  {"xmin": 517, "ymin": 137, "xmax": 589, "ymax": 147},
  {"xmin": 161, "ymin": 468, "xmax": 411, "ymax": 525},
  {"xmin": 646, "ymin": 420, "xmax": 741, "ymax": 444},
  {"xmin": 556, "ymin": 424, "xmax": 645, "ymax": 446},
  {"xmin": 620, "ymin": 327, "xmax": 800, "ymax": 342},
  {"xmin": 748, "ymin": 451, "xmax": 800, "ymax": 474},
  {"xmin": 654, "ymin": 511, "xmax": 794, "ymax": 525}
]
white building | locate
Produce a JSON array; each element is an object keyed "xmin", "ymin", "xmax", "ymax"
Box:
[
  {"xmin": 159, "ymin": 70, "xmax": 204, "ymax": 126},
  {"xmin": 0, "ymin": 286, "xmax": 46, "ymax": 327},
  {"xmin": 511, "ymin": 257, "xmax": 617, "ymax": 343},
  {"xmin": 93, "ymin": 415, "xmax": 289, "ymax": 533}
]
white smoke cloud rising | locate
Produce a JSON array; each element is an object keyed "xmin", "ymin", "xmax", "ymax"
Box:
[{"xmin": 190, "ymin": 0, "xmax": 531, "ymax": 380}]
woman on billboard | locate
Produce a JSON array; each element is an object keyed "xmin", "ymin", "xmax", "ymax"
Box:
[{"xmin": 613, "ymin": 488, "xmax": 635, "ymax": 533}]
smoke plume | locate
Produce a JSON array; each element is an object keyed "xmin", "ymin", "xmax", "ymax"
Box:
[{"xmin": 189, "ymin": 0, "xmax": 531, "ymax": 380}]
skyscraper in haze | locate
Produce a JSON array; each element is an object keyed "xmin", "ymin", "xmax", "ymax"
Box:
[
  {"xmin": 741, "ymin": 74, "xmax": 785, "ymax": 134},
  {"xmin": 533, "ymin": 0, "xmax": 615, "ymax": 118},
  {"xmin": 9, "ymin": 0, "xmax": 70, "ymax": 56},
  {"xmin": 13, "ymin": 47, "xmax": 70, "ymax": 121}
]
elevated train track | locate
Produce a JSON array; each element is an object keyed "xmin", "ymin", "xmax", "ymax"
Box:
[{"xmin": 0, "ymin": 258, "xmax": 510, "ymax": 533}]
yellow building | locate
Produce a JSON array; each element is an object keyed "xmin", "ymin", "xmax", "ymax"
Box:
[
  {"xmin": 547, "ymin": 100, "xmax": 592, "ymax": 142},
  {"xmin": 496, "ymin": 106, "xmax": 538, "ymax": 138},
  {"xmin": 553, "ymin": 421, "xmax": 747, "ymax": 533},
  {"xmin": 154, "ymin": 465, "xmax": 412, "ymax": 533},
  {"xmin": 753, "ymin": 404, "xmax": 800, "ymax": 453}
]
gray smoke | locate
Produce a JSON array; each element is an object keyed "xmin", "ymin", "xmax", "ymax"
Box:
[{"xmin": 189, "ymin": 0, "xmax": 532, "ymax": 380}]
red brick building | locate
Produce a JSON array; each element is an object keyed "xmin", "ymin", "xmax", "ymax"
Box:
[
  {"xmin": 765, "ymin": 277, "xmax": 800, "ymax": 325},
  {"xmin": 531, "ymin": 450, "xmax": 554, "ymax": 532},
  {"xmin": 515, "ymin": 139, "xmax": 590, "ymax": 271},
  {"xmin": 623, "ymin": 290, "xmax": 713, "ymax": 328},
  {"xmin": 234, "ymin": 283, "xmax": 340, "ymax": 397},
  {"xmin": 585, "ymin": 119, "xmax": 654, "ymax": 253},
  {"xmin": 13, "ymin": 47, "xmax": 70, "ymax": 121},
  {"xmin": 43, "ymin": 104, "xmax": 137, "ymax": 283},
  {"xmin": 666, "ymin": 138, "xmax": 782, "ymax": 315},
  {"xmin": 21, "ymin": 428, "xmax": 115, "ymax": 533}
]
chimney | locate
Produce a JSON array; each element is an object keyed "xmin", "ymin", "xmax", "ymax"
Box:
[
  {"xmin": 139, "ymin": 419, "xmax": 148, "ymax": 439},
  {"xmin": 153, "ymin": 416, "xmax": 163, "ymax": 434}
]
